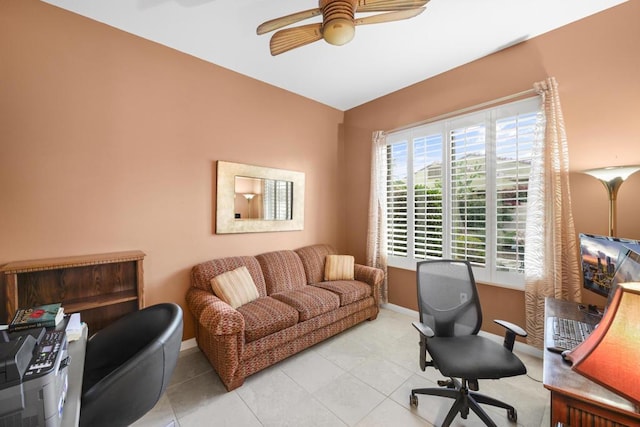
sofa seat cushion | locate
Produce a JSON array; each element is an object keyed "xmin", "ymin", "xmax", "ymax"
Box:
[
  {"xmin": 312, "ymin": 280, "xmax": 373, "ymax": 306},
  {"xmin": 271, "ymin": 286, "xmax": 340, "ymax": 321},
  {"xmin": 237, "ymin": 297, "xmax": 299, "ymax": 343}
]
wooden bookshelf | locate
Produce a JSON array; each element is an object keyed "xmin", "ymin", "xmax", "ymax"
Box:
[{"xmin": 1, "ymin": 250, "xmax": 145, "ymax": 334}]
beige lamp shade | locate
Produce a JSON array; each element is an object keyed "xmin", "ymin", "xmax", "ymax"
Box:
[
  {"xmin": 583, "ymin": 165, "xmax": 640, "ymax": 183},
  {"xmin": 583, "ymin": 165, "xmax": 640, "ymax": 236},
  {"xmin": 566, "ymin": 282, "xmax": 640, "ymax": 406}
]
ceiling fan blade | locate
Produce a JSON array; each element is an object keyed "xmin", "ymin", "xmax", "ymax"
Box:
[
  {"xmin": 257, "ymin": 8, "xmax": 322, "ymax": 35},
  {"xmin": 355, "ymin": 7, "xmax": 426, "ymax": 25},
  {"xmin": 357, "ymin": 0, "xmax": 429, "ymax": 12},
  {"xmin": 270, "ymin": 24, "xmax": 323, "ymax": 56}
]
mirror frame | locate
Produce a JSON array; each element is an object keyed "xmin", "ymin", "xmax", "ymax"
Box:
[{"xmin": 216, "ymin": 161, "xmax": 305, "ymax": 234}]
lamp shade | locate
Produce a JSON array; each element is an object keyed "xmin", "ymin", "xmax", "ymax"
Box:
[
  {"xmin": 583, "ymin": 165, "xmax": 640, "ymax": 183},
  {"xmin": 582, "ymin": 165, "xmax": 640, "ymax": 236},
  {"xmin": 566, "ymin": 282, "xmax": 640, "ymax": 405}
]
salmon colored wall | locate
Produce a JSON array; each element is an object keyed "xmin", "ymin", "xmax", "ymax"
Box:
[
  {"xmin": 343, "ymin": 1, "xmax": 640, "ymax": 336},
  {"xmin": 0, "ymin": 1, "xmax": 345, "ymax": 340},
  {"xmin": 3, "ymin": 1, "xmax": 640, "ymax": 343}
]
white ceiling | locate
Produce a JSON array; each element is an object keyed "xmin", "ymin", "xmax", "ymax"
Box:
[{"xmin": 41, "ymin": 0, "xmax": 626, "ymax": 111}]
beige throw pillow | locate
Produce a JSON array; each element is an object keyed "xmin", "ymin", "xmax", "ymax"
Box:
[
  {"xmin": 324, "ymin": 255, "xmax": 355, "ymax": 281},
  {"xmin": 210, "ymin": 266, "xmax": 259, "ymax": 309}
]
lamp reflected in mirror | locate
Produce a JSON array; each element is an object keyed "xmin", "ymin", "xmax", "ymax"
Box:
[
  {"xmin": 235, "ymin": 176, "xmax": 262, "ymax": 219},
  {"xmin": 241, "ymin": 192, "xmax": 257, "ymax": 218}
]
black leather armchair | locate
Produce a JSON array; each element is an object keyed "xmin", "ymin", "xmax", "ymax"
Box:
[
  {"xmin": 80, "ymin": 303, "xmax": 183, "ymax": 427},
  {"xmin": 410, "ymin": 260, "xmax": 527, "ymax": 427}
]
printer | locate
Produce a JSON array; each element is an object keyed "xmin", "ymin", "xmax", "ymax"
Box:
[{"xmin": 0, "ymin": 326, "xmax": 69, "ymax": 427}]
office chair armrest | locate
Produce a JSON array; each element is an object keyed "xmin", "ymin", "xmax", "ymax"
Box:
[
  {"xmin": 412, "ymin": 321, "xmax": 435, "ymax": 338},
  {"xmin": 494, "ymin": 319, "xmax": 527, "ymax": 351},
  {"xmin": 186, "ymin": 288, "xmax": 245, "ymax": 335}
]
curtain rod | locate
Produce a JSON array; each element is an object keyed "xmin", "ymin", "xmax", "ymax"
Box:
[{"xmin": 386, "ymin": 88, "xmax": 538, "ymax": 134}]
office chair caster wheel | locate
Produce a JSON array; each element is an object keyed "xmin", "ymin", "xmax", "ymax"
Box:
[
  {"xmin": 409, "ymin": 394, "xmax": 418, "ymax": 407},
  {"xmin": 507, "ymin": 408, "xmax": 517, "ymax": 422}
]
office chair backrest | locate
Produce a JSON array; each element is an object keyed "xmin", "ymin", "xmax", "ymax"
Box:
[
  {"xmin": 416, "ymin": 260, "xmax": 482, "ymax": 337},
  {"xmin": 80, "ymin": 303, "xmax": 183, "ymax": 427}
]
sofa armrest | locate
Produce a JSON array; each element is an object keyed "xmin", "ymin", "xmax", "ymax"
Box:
[
  {"xmin": 186, "ymin": 288, "xmax": 245, "ymax": 335},
  {"xmin": 354, "ymin": 264, "xmax": 384, "ymax": 305}
]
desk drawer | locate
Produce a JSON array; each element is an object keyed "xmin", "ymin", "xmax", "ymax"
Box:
[{"xmin": 552, "ymin": 391, "xmax": 640, "ymax": 427}]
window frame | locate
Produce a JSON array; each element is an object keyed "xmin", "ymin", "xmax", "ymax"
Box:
[{"xmin": 384, "ymin": 97, "xmax": 540, "ymax": 290}]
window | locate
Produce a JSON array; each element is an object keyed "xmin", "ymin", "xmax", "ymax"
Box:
[
  {"xmin": 263, "ymin": 179, "xmax": 293, "ymax": 220},
  {"xmin": 385, "ymin": 97, "xmax": 539, "ymax": 288}
]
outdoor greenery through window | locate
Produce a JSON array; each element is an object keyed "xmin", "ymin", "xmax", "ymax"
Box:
[{"xmin": 385, "ymin": 97, "xmax": 540, "ymax": 287}]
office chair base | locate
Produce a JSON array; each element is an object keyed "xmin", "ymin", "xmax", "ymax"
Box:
[{"xmin": 410, "ymin": 384, "xmax": 518, "ymax": 427}]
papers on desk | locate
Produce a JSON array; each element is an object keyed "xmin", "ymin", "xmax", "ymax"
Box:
[{"xmin": 65, "ymin": 313, "xmax": 83, "ymax": 342}]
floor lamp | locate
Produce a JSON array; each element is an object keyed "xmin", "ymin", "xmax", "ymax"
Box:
[{"xmin": 583, "ymin": 165, "xmax": 640, "ymax": 237}]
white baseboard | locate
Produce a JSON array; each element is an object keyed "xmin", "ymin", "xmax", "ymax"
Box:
[
  {"xmin": 382, "ymin": 303, "xmax": 542, "ymax": 359},
  {"xmin": 180, "ymin": 337, "xmax": 197, "ymax": 352},
  {"xmin": 381, "ymin": 302, "xmax": 420, "ymax": 319}
]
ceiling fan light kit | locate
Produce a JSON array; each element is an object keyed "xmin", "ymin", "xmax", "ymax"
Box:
[
  {"xmin": 258, "ymin": 0, "xmax": 429, "ymax": 55},
  {"xmin": 323, "ymin": 18, "xmax": 356, "ymax": 45}
]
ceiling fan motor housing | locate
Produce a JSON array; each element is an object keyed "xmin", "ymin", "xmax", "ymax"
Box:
[{"xmin": 321, "ymin": 0, "xmax": 357, "ymax": 45}]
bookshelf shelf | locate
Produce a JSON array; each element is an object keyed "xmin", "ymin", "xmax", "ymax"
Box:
[
  {"xmin": 1, "ymin": 250, "xmax": 145, "ymax": 334},
  {"xmin": 62, "ymin": 290, "xmax": 140, "ymax": 313}
]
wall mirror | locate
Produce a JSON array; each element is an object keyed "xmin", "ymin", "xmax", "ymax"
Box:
[{"xmin": 216, "ymin": 161, "xmax": 305, "ymax": 234}]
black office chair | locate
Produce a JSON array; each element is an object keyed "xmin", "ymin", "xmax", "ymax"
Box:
[
  {"xmin": 80, "ymin": 303, "xmax": 183, "ymax": 427},
  {"xmin": 410, "ymin": 260, "xmax": 527, "ymax": 427}
]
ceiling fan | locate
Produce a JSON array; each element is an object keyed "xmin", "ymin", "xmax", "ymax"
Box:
[{"xmin": 257, "ymin": 0, "xmax": 430, "ymax": 56}]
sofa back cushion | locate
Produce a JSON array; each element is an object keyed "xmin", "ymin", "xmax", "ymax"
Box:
[
  {"xmin": 191, "ymin": 256, "xmax": 267, "ymax": 297},
  {"xmin": 295, "ymin": 244, "xmax": 337, "ymax": 284},
  {"xmin": 255, "ymin": 250, "xmax": 307, "ymax": 294}
]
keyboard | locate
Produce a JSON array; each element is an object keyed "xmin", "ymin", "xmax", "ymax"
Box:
[{"xmin": 546, "ymin": 316, "xmax": 595, "ymax": 353}]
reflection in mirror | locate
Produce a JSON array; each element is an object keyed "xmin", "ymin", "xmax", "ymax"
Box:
[
  {"xmin": 235, "ymin": 176, "xmax": 262, "ymax": 219},
  {"xmin": 216, "ymin": 161, "xmax": 304, "ymax": 234},
  {"xmin": 234, "ymin": 176, "xmax": 293, "ymax": 220}
]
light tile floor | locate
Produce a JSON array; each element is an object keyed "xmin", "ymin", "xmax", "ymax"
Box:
[{"xmin": 132, "ymin": 309, "xmax": 550, "ymax": 427}]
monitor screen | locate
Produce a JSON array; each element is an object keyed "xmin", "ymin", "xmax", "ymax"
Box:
[
  {"xmin": 607, "ymin": 247, "xmax": 640, "ymax": 306},
  {"xmin": 579, "ymin": 233, "xmax": 640, "ymax": 298}
]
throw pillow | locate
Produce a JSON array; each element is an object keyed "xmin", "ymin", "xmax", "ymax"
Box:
[
  {"xmin": 324, "ymin": 255, "xmax": 355, "ymax": 281},
  {"xmin": 210, "ymin": 266, "xmax": 259, "ymax": 309}
]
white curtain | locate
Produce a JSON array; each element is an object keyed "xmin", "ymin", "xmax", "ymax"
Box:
[
  {"xmin": 524, "ymin": 77, "xmax": 581, "ymax": 348},
  {"xmin": 367, "ymin": 130, "xmax": 389, "ymax": 303}
]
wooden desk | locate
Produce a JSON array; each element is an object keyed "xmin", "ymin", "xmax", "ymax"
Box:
[{"xmin": 543, "ymin": 298, "xmax": 640, "ymax": 427}]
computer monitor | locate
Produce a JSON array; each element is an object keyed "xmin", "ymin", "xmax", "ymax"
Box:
[
  {"xmin": 579, "ymin": 233, "xmax": 640, "ymax": 298},
  {"xmin": 608, "ymin": 247, "xmax": 640, "ymax": 305}
]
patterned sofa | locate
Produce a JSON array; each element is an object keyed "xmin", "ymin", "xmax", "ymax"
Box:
[{"xmin": 186, "ymin": 244, "xmax": 383, "ymax": 391}]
